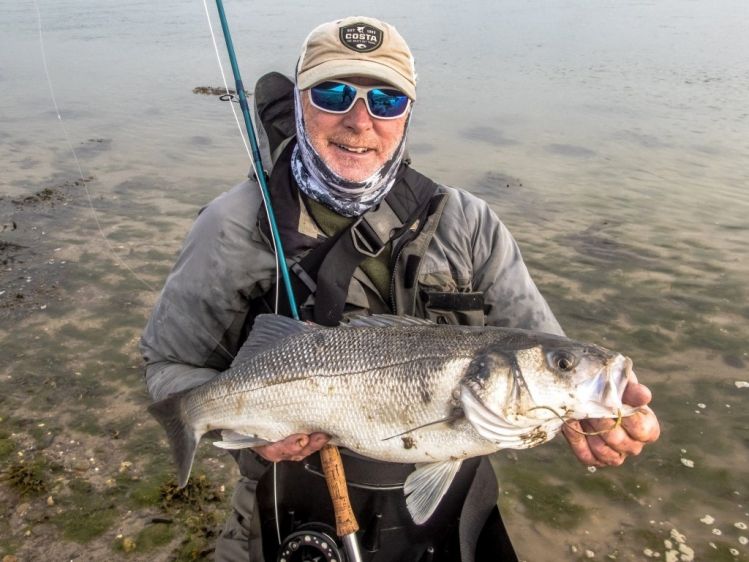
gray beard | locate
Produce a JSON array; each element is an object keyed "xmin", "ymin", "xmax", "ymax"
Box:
[{"xmin": 291, "ymin": 87, "xmax": 409, "ymax": 218}]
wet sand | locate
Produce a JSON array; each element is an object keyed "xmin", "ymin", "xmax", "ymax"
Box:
[{"xmin": 1, "ymin": 169, "xmax": 747, "ymax": 561}]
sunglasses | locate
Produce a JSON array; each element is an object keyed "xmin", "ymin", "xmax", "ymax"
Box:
[{"xmin": 308, "ymin": 80, "xmax": 411, "ymax": 120}]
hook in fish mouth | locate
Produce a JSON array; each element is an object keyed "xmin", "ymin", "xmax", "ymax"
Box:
[{"xmin": 525, "ymin": 405, "xmax": 625, "ymax": 436}]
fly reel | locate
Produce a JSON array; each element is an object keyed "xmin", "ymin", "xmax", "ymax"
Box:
[{"xmin": 277, "ymin": 523, "xmax": 346, "ymax": 562}]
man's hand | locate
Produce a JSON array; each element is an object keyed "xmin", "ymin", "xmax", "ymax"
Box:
[
  {"xmin": 562, "ymin": 374, "xmax": 660, "ymax": 467},
  {"xmin": 253, "ymin": 432, "xmax": 331, "ymax": 462}
]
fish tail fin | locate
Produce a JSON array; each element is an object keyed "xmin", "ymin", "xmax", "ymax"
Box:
[{"xmin": 147, "ymin": 391, "xmax": 199, "ymax": 488}]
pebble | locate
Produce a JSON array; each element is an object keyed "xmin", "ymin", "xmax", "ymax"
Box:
[
  {"xmin": 729, "ymin": 548, "xmax": 739, "ymax": 556},
  {"xmin": 736, "ymin": 522, "xmax": 748, "ymax": 530},
  {"xmin": 664, "ymin": 550, "xmax": 678, "ymax": 562},
  {"xmin": 738, "ymin": 536, "xmax": 747, "ymax": 545},
  {"xmin": 46, "ymin": 496, "xmax": 54, "ymax": 507},
  {"xmin": 670, "ymin": 529, "xmax": 686, "ymax": 544},
  {"xmin": 712, "ymin": 528, "xmax": 722, "ymax": 536},
  {"xmin": 644, "ymin": 548, "xmax": 654, "ymax": 557},
  {"xmin": 72, "ymin": 459, "xmax": 90, "ymax": 471},
  {"xmin": 2, "ymin": 556, "xmax": 18, "ymax": 562},
  {"xmin": 700, "ymin": 515, "xmax": 715, "ymax": 524},
  {"xmin": 680, "ymin": 458, "xmax": 694, "ymax": 468},
  {"xmin": 585, "ymin": 550, "xmax": 595, "ymax": 559},
  {"xmin": 122, "ymin": 537, "xmax": 136, "ymax": 553},
  {"xmin": 736, "ymin": 381, "xmax": 749, "ymax": 389},
  {"xmin": 678, "ymin": 544, "xmax": 694, "ymax": 561}
]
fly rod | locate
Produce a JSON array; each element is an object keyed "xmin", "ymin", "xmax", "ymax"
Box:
[
  {"xmin": 212, "ymin": 2, "xmax": 362, "ymax": 559},
  {"xmin": 213, "ymin": 0, "xmax": 298, "ymax": 319}
]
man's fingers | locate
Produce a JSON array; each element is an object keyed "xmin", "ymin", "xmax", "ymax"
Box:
[
  {"xmin": 562, "ymin": 421, "xmax": 605, "ymax": 467},
  {"xmin": 584, "ymin": 433, "xmax": 628, "ymax": 467},
  {"xmin": 252, "ymin": 432, "xmax": 331, "ymax": 463},
  {"xmin": 622, "ymin": 380, "xmax": 652, "ymax": 408},
  {"xmin": 620, "ymin": 406, "xmax": 660, "ymax": 444}
]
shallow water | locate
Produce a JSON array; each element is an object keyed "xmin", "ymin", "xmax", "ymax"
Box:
[{"xmin": 1, "ymin": 1, "xmax": 748, "ymax": 560}]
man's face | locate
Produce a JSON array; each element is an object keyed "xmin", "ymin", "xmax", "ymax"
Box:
[{"xmin": 301, "ymin": 77, "xmax": 409, "ymax": 183}]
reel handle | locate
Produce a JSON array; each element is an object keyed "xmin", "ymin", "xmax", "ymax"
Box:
[{"xmin": 320, "ymin": 444, "xmax": 359, "ymax": 537}]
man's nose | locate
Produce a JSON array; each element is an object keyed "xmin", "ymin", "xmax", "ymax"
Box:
[{"xmin": 342, "ymin": 99, "xmax": 373, "ymax": 130}]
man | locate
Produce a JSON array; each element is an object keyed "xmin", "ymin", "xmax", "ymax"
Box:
[{"xmin": 141, "ymin": 16, "xmax": 659, "ymax": 561}]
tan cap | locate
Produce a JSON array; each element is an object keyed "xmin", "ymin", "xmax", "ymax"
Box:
[{"xmin": 296, "ymin": 16, "xmax": 416, "ymax": 100}]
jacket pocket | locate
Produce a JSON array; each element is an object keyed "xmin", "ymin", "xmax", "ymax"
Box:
[{"xmin": 421, "ymin": 290, "xmax": 485, "ymax": 326}]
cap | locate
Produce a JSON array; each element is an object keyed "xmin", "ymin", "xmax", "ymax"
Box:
[{"xmin": 296, "ymin": 16, "xmax": 416, "ymax": 100}]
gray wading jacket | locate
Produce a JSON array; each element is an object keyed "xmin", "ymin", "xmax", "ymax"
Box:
[{"xmin": 141, "ymin": 177, "xmax": 563, "ymax": 403}]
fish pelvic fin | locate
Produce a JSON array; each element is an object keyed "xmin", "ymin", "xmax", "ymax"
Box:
[
  {"xmin": 404, "ymin": 459, "xmax": 463, "ymax": 525},
  {"xmin": 147, "ymin": 391, "xmax": 199, "ymax": 488},
  {"xmin": 213, "ymin": 430, "xmax": 270, "ymax": 450},
  {"xmin": 232, "ymin": 314, "xmax": 321, "ymax": 367}
]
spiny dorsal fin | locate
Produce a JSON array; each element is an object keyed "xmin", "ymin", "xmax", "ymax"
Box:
[
  {"xmin": 232, "ymin": 314, "xmax": 321, "ymax": 367},
  {"xmin": 344, "ymin": 314, "xmax": 435, "ymax": 328}
]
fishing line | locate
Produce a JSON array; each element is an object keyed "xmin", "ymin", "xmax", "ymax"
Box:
[
  {"xmin": 31, "ymin": 0, "xmax": 154, "ymax": 295},
  {"xmin": 526, "ymin": 405, "xmax": 624, "ymax": 436},
  {"xmin": 34, "ymin": 0, "xmax": 293, "ymax": 547},
  {"xmin": 30, "ymin": 0, "xmax": 249, "ymax": 362},
  {"xmin": 201, "ymin": 0, "xmax": 287, "ymax": 315},
  {"xmin": 200, "ymin": 0, "xmax": 286, "ymax": 544}
]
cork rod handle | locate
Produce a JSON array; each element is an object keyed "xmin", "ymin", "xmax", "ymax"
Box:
[{"xmin": 320, "ymin": 444, "xmax": 359, "ymax": 537}]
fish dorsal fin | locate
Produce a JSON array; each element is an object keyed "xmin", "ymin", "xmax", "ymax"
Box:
[
  {"xmin": 344, "ymin": 314, "xmax": 435, "ymax": 328},
  {"xmin": 232, "ymin": 314, "xmax": 320, "ymax": 367},
  {"xmin": 404, "ymin": 459, "xmax": 463, "ymax": 525}
]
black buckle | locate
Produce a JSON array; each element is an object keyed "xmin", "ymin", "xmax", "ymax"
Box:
[{"xmin": 350, "ymin": 217, "xmax": 386, "ymax": 258}]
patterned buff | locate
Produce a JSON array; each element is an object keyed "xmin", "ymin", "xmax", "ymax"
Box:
[{"xmin": 290, "ymin": 87, "xmax": 410, "ymax": 218}]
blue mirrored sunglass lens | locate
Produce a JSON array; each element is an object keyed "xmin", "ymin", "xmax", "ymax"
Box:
[
  {"xmin": 367, "ymin": 89, "xmax": 409, "ymax": 118},
  {"xmin": 310, "ymin": 82, "xmax": 356, "ymax": 112}
]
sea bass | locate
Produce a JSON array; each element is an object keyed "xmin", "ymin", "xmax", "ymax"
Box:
[{"xmin": 149, "ymin": 314, "xmax": 636, "ymax": 524}]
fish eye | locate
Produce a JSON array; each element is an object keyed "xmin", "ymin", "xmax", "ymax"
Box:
[{"xmin": 548, "ymin": 350, "xmax": 578, "ymax": 372}]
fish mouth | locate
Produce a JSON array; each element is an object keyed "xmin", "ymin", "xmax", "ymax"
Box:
[{"xmin": 569, "ymin": 354, "xmax": 637, "ymax": 420}]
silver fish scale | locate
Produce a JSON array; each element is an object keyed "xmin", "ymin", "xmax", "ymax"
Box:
[{"xmin": 182, "ymin": 326, "xmax": 503, "ymax": 462}]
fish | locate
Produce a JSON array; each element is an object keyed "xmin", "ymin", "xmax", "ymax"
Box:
[{"xmin": 148, "ymin": 314, "xmax": 637, "ymax": 524}]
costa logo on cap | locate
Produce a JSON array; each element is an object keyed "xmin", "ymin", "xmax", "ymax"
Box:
[{"xmin": 339, "ymin": 22, "xmax": 383, "ymax": 52}]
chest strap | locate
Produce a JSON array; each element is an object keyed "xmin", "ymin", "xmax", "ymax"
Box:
[{"xmin": 258, "ymin": 140, "xmax": 441, "ymax": 326}]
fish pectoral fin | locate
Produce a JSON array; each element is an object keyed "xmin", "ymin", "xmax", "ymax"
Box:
[
  {"xmin": 212, "ymin": 430, "xmax": 270, "ymax": 450},
  {"xmin": 404, "ymin": 459, "xmax": 463, "ymax": 525}
]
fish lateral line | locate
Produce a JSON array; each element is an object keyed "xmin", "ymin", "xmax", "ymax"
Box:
[
  {"xmin": 381, "ymin": 414, "xmax": 461, "ymax": 441},
  {"xmin": 526, "ymin": 405, "xmax": 625, "ymax": 436}
]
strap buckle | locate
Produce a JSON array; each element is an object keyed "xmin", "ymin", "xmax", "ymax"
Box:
[{"xmin": 350, "ymin": 217, "xmax": 386, "ymax": 258}]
